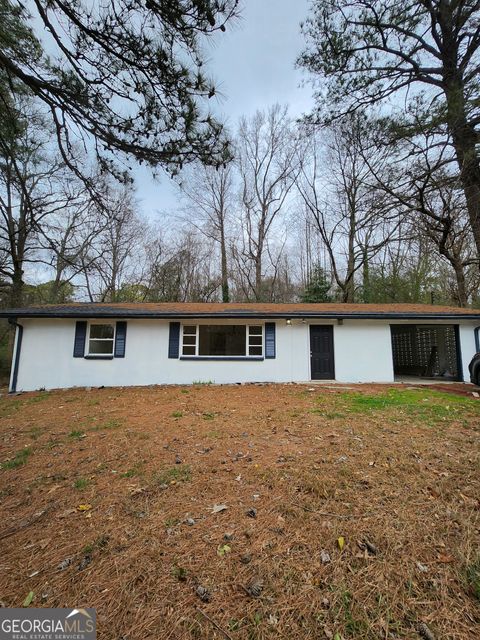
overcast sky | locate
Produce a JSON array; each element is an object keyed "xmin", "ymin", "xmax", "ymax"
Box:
[{"xmin": 138, "ymin": 0, "xmax": 314, "ymax": 220}]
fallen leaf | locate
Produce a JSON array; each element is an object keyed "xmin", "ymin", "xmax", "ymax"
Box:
[
  {"xmin": 129, "ymin": 486, "xmax": 146, "ymax": 496},
  {"xmin": 47, "ymin": 485, "xmax": 61, "ymax": 494},
  {"xmin": 76, "ymin": 504, "xmax": 92, "ymax": 512},
  {"xmin": 23, "ymin": 591, "xmax": 34, "ymax": 607},
  {"xmin": 337, "ymin": 536, "xmax": 345, "ymax": 551},
  {"xmin": 77, "ymin": 555, "xmax": 92, "ymax": 571},
  {"xmin": 320, "ymin": 550, "xmax": 331, "ymax": 564},
  {"xmin": 417, "ymin": 621, "xmax": 435, "ymax": 640},
  {"xmin": 217, "ymin": 544, "xmax": 231, "ymax": 557},
  {"xmin": 357, "ymin": 539, "xmax": 377, "ymax": 555},
  {"xmin": 437, "ymin": 553, "xmax": 455, "ymax": 563},
  {"xmin": 57, "ymin": 558, "xmax": 72, "ymax": 570},
  {"xmin": 244, "ymin": 577, "xmax": 263, "ymax": 598},
  {"xmin": 195, "ymin": 585, "xmax": 211, "ymax": 602},
  {"xmin": 212, "ymin": 504, "xmax": 228, "ymax": 513},
  {"xmin": 416, "ymin": 561, "xmax": 429, "ymax": 573}
]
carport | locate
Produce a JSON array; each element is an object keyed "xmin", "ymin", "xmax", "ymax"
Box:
[{"xmin": 390, "ymin": 324, "xmax": 462, "ymax": 381}]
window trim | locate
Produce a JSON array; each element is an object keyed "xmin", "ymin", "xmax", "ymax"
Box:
[
  {"xmin": 86, "ymin": 322, "xmax": 116, "ymax": 357},
  {"xmin": 180, "ymin": 324, "xmax": 264, "ymax": 358}
]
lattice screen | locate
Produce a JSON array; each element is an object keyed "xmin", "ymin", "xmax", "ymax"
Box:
[{"xmin": 391, "ymin": 325, "xmax": 458, "ymax": 378}]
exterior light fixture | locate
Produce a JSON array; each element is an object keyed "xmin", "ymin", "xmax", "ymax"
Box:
[{"xmin": 286, "ymin": 318, "xmax": 292, "ymax": 325}]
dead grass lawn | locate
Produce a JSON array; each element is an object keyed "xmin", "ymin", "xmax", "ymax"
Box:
[{"xmin": 0, "ymin": 383, "xmax": 479, "ymax": 639}]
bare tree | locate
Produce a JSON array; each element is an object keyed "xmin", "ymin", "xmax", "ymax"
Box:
[
  {"xmin": 407, "ymin": 172, "xmax": 476, "ymax": 307},
  {"xmin": 234, "ymin": 105, "xmax": 302, "ymax": 301},
  {"xmin": 296, "ymin": 117, "xmax": 401, "ymax": 302},
  {"xmin": 78, "ymin": 182, "xmax": 145, "ymax": 302},
  {"xmin": 0, "ymin": 97, "xmax": 84, "ymax": 306},
  {"xmin": 38, "ymin": 192, "xmax": 104, "ymax": 303},
  {"xmin": 178, "ymin": 162, "xmax": 234, "ymax": 302},
  {"xmin": 360, "ymin": 126, "xmax": 478, "ymax": 306},
  {"xmin": 143, "ymin": 229, "xmax": 221, "ymax": 302},
  {"xmin": 299, "ymin": 0, "xmax": 480, "ymax": 264},
  {"xmin": 366, "ymin": 236, "xmax": 442, "ymax": 304}
]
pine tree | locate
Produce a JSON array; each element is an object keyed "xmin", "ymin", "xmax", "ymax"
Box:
[
  {"xmin": 301, "ymin": 265, "xmax": 332, "ymax": 303},
  {"xmin": 0, "ymin": 0, "xmax": 239, "ymax": 181}
]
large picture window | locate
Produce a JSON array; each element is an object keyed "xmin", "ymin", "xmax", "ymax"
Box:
[
  {"xmin": 181, "ymin": 325, "xmax": 263, "ymax": 357},
  {"xmin": 88, "ymin": 323, "xmax": 115, "ymax": 355}
]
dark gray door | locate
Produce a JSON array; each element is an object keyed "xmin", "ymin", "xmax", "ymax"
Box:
[{"xmin": 310, "ymin": 325, "xmax": 335, "ymax": 380}]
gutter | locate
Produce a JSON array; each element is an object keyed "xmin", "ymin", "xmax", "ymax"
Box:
[
  {"xmin": 1, "ymin": 311, "xmax": 480, "ymax": 321},
  {"xmin": 8, "ymin": 318, "xmax": 23, "ymax": 393}
]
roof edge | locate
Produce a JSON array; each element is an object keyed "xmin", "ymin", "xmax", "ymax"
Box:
[{"xmin": 1, "ymin": 310, "xmax": 480, "ymax": 320}]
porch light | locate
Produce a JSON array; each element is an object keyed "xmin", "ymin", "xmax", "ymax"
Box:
[{"xmin": 286, "ymin": 318, "xmax": 292, "ymax": 325}]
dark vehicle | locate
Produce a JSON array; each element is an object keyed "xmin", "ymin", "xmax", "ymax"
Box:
[{"xmin": 469, "ymin": 353, "xmax": 480, "ymax": 385}]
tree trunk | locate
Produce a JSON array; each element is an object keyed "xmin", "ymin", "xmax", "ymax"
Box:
[
  {"xmin": 451, "ymin": 260, "xmax": 468, "ymax": 307},
  {"xmin": 444, "ymin": 70, "xmax": 480, "ymax": 262},
  {"xmin": 254, "ymin": 217, "xmax": 266, "ymax": 302},
  {"xmin": 10, "ymin": 267, "xmax": 24, "ymax": 307},
  {"xmin": 344, "ymin": 206, "xmax": 356, "ymax": 303},
  {"xmin": 450, "ymin": 122, "xmax": 480, "ymax": 262},
  {"xmin": 219, "ymin": 221, "xmax": 229, "ymax": 303},
  {"xmin": 255, "ymin": 255, "xmax": 263, "ymax": 301},
  {"xmin": 362, "ymin": 247, "xmax": 370, "ymax": 302},
  {"xmin": 342, "ymin": 278, "xmax": 355, "ymax": 303}
]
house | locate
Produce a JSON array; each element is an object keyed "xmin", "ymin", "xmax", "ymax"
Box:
[{"xmin": 2, "ymin": 302, "xmax": 480, "ymax": 392}]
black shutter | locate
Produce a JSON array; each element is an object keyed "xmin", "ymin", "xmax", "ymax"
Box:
[
  {"xmin": 265, "ymin": 322, "xmax": 276, "ymax": 359},
  {"xmin": 73, "ymin": 321, "xmax": 87, "ymax": 357},
  {"xmin": 114, "ymin": 321, "xmax": 127, "ymax": 358},
  {"xmin": 168, "ymin": 322, "xmax": 181, "ymax": 358}
]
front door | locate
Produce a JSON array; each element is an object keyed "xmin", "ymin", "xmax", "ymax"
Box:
[{"xmin": 310, "ymin": 325, "xmax": 335, "ymax": 380}]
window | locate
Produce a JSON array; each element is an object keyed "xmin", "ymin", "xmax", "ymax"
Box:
[
  {"xmin": 88, "ymin": 323, "xmax": 115, "ymax": 355},
  {"xmin": 181, "ymin": 325, "xmax": 263, "ymax": 357},
  {"xmin": 182, "ymin": 325, "xmax": 197, "ymax": 356},
  {"xmin": 248, "ymin": 325, "xmax": 263, "ymax": 356}
]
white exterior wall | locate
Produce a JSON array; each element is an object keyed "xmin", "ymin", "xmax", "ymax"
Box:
[
  {"xmin": 12, "ymin": 317, "xmax": 480, "ymax": 391},
  {"xmin": 459, "ymin": 323, "xmax": 478, "ymax": 377},
  {"xmin": 333, "ymin": 321, "xmax": 394, "ymax": 382}
]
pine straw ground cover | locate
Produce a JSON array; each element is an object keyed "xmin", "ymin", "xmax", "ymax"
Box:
[{"xmin": 0, "ymin": 383, "xmax": 479, "ymax": 640}]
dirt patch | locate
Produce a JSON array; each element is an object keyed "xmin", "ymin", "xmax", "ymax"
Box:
[{"xmin": 0, "ymin": 383, "xmax": 479, "ymax": 639}]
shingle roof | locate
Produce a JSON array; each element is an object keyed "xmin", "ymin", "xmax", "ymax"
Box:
[{"xmin": 2, "ymin": 302, "xmax": 480, "ymax": 319}]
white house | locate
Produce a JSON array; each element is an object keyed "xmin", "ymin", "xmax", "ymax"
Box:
[{"xmin": 3, "ymin": 302, "xmax": 480, "ymax": 392}]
